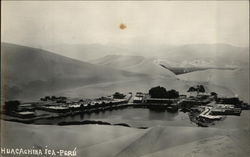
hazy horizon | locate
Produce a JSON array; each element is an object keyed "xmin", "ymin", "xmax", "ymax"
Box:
[{"xmin": 2, "ymin": 1, "xmax": 249, "ymax": 50}]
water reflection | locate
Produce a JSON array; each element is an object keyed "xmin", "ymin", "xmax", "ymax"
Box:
[
  {"xmin": 36, "ymin": 107, "xmax": 186, "ymax": 124},
  {"xmin": 34, "ymin": 108, "xmax": 250, "ymax": 129},
  {"xmin": 148, "ymin": 110, "xmax": 179, "ymax": 121}
]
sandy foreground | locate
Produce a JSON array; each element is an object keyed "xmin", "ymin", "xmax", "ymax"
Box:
[{"xmin": 1, "ymin": 120, "xmax": 249, "ymax": 157}]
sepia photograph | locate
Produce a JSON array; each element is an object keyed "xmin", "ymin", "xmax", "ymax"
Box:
[{"xmin": 1, "ymin": 1, "xmax": 249, "ymax": 157}]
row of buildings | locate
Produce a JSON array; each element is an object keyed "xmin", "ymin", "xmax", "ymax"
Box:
[{"xmin": 3, "ymin": 93, "xmax": 133, "ymax": 119}]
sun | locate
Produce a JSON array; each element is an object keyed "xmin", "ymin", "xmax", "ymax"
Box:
[{"xmin": 119, "ymin": 23, "xmax": 127, "ymax": 30}]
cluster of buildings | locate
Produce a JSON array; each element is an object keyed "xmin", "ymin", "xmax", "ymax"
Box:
[
  {"xmin": 3, "ymin": 93, "xmax": 132, "ymax": 119},
  {"xmin": 132, "ymin": 92, "xmax": 146, "ymax": 103},
  {"xmin": 2, "ymin": 88, "xmax": 249, "ymax": 127},
  {"xmin": 38, "ymin": 93, "xmax": 132, "ymax": 114},
  {"xmin": 2, "ymin": 102, "xmax": 36, "ymax": 119},
  {"xmin": 130, "ymin": 90, "xmax": 249, "ymax": 116},
  {"xmin": 129, "ymin": 88, "xmax": 248, "ymax": 127},
  {"xmin": 210, "ymin": 104, "xmax": 242, "ymax": 116},
  {"xmin": 185, "ymin": 96, "xmax": 247, "ymax": 127},
  {"xmin": 132, "ymin": 92, "xmax": 179, "ymax": 112}
]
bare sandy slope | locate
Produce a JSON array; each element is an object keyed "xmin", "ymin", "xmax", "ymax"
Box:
[
  {"xmin": 92, "ymin": 55, "xmax": 175, "ymax": 78},
  {"xmin": 1, "ymin": 43, "xmax": 147, "ymax": 101},
  {"xmin": 142, "ymin": 136, "xmax": 248, "ymax": 157},
  {"xmin": 58, "ymin": 55, "xmax": 237, "ymax": 99},
  {"xmin": 1, "ymin": 120, "xmax": 146, "ymax": 157},
  {"xmin": 2, "ymin": 43, "xmax": 242, "ymax": 102},
  {"xmin": 1, "ymin": 121, "xmax": 249, "ymax": 157},
  {"xmin": 56, "ymin": 75, "xmax": 235, "ymax": 100},
  {"xmin": 92, "ymin": 55, "xmax": 145, "ymax": 69},
  {"xmin": 55, "ymin": 77, "xmax": 184, "ymax": 98},
  {"xmin": 177, "ymin": 68, "xmax": 249, "ymax": 103}
]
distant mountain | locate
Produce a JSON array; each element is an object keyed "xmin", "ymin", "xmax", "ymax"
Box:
[
  {"xmin": 92, "ymin": 55, "xmax": 175, "ymax": 78},
  {"xmin": 1, "ymin": 43, "xmax": 147, "ymax": 100},
  {"xmin": 44, "ymin": 43, "xmax": 249, "ymax": 68},
  {"xmin": 159, "ymin": 44, "xmax": 249, "ymax": 68}
]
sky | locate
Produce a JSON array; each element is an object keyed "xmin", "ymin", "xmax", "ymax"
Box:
[{"xmin": 1, "ymin": 1, "xmax": 249, "ymax": 48}]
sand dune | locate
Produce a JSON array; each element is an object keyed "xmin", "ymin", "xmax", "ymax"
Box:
[
  {"xmin": 1, "ymin": 43, "xmax": 147, "ymax": 101},
  {"xmin": 0, "ymin": 120, "xmax": 146, "ymax": 150},
  {"xmin": 89, "ymin": 54, "xmax": 246, "ymax": 100},
  {"xmin": 92, "ymin": 55, "xmax": 175, "ymax": 78},
  {"xmin": 55, "ymin": 77, "xmax": 189, "ymax": 98},
  {"xmin": 177, "ymin": 68, "xmax": 249, "ymax": 103},
  {"xmin": 1, "ymin": 121, "xmax": 249, "ymax": 157},
  {"xmin": 114, "ymin": 126, "xmax": 227, "ymax": 157},
  {"xmin": 2, "ymin": 43, "xmax": 244, "ymax": 102},
  {"xmin": 78, "ymin": 130, "xmax": 145, "ymax": 157},
  {"xmin": 92, "ymin": 55, "xmax": 145, "ymax": 69},
  {"xmin": 142, "ymin": 136, "xmax": 248, "ymax": 157},
  {"xmin": 56, "ymin": 75, "xmax": 235, "ymax": 102}
]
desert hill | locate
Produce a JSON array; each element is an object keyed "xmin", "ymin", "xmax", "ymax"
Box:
[
  {"xmin": 1, "ymin": 43, "xmax": 147, "ymax": 100},
  {"xmin": 177, "ymin": 68, "xmax": 249, "ymax": 103},
  {"xmin": 92, "ymin": 55, "xmax": 175, "ymax": 78},
  {"xmin": 1, "ymin": 43, "xmax": 247, "ymax": 102}
]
